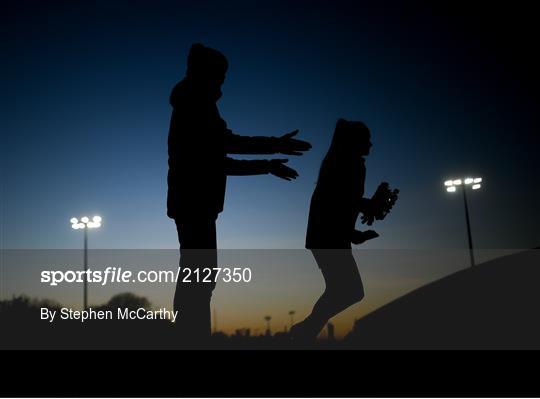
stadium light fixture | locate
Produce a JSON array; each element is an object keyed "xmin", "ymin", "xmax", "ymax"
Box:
[
  {"xmin": 70, "ymin": 215, "xmax": 102, "ymax": 310},
  {"xmin": 443, "ymin": 177, "xmax": 483, "ymax": 267}
]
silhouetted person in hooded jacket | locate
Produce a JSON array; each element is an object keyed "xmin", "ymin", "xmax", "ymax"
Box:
[
  {"xmin": 167, "ymin": 43, "xmax": 311, "ymax": 344},
  {"xmin": 290, "ymin": 119, "xmax": 398, "ymax": 343}
]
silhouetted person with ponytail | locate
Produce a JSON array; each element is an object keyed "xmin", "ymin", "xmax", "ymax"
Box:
[
  {"xmin": 167, "ymin": 43, "xmax": 311, "ymax": 344},
  {"xmin": 290, "ymin": 119, "xmax": 398, "ymax": 343}
]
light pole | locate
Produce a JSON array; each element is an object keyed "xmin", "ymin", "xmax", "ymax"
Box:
[
  {"xmin": 444, "ymin": 177, "xmax": 482, "ymax": 267},
  {"xmin": 71, "ymin": 215, "xmax": 102, "ymax": 310},
  {"xmin": 264, "ymin": 315, "xmax": 272, "ymax": 336},
  {"xmin": 213, "ymin": 308, "xmax": 218, "ymax": 334},
  {"xmin": 288, "ymin": 310, "xmax": 295, "ymax": 330}
]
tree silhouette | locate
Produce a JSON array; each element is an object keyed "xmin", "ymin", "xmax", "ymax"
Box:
[{"xmin": 105, "ymin": 292, "xmax": 151, "ymax": 311}]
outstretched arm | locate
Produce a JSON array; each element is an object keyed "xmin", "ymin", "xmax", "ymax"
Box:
[
  {"xmin": 224, "ymin": 157, "xmax": 299, "ymax": 181},
  {"xmin": 225, "ymin": 129, "xmax": 311, "ymax": 155},
  {"xmin": 224, "ymin": 157, "xmax": 270, "ymax": 175},
  {"xmin": 225, "ymin": 130, "xmax": 279, "ymax": 154}
]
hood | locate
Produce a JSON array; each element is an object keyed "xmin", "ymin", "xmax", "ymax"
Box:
[
  {"xmin": 186, "ymin": 43, "xmax": 228, "ymax": 78},
  {"xmin": 169, "ymin": 77, "xmax": 223, "ymax": 107}
]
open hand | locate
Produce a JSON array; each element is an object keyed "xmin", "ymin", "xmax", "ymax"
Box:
[
  {"xmin": 351, "ymin": 230, "xmax": 379, "ymax": 245},
  {"xmin": 278, "ymin": 130, "xmax": 312, "ymax": 155},
  {"xmin": 269, "ymin": 159, "xmax": 299, "ymax": 181}
]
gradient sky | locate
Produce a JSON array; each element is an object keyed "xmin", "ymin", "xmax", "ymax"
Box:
[
  {"xmin": 2, "ymin": 1, "xmax": 540, "ymax": 336},
  {"xmin": 3, "ymin": 0, "xmax": 540, "ymax": 251}
]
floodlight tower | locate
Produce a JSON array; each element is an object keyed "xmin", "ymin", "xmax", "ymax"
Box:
[
  {"xmin": 264, "ymin": 315, "xmax": 272, "ymax": 336},
  {"xmin": 70, "ymin": 215, "xmax": 102, "ymax": 310},
  {"xmin": 288, "ymin": 310, "xmax": 296, "ymax": 330},
  {"xmin": 444, "ymin": 177, "xmax": 482, "ymax": 267}
]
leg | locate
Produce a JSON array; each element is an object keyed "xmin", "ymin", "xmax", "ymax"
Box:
[
  {"xmin": 173, "ymin": 217, "xmax": 217, "ymax": 345},
  {"xmin": 310, "ymin": 249, "xmax": 364, "ymax": 322},
  {"xmin": 291, "ymin": 250, "xmax": 364, "ymax": 341}
]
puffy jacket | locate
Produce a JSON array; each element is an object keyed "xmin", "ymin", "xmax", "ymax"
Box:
[{"xmin": 167, "ymin": 78, "xmax": 280, "ymax": 220}]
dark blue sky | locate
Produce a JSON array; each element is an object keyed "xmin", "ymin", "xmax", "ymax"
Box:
[{"xmin": 3, "ymin": 0, "xmax": 539, "ymax": 250}]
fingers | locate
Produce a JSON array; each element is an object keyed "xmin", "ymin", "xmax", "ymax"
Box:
[
  {"xmin": 282, "ymin": 165, "xmax": 299, "ymax": 178},
  {"xmin": 281, "ymin": 129, "xmax": 299, "ymax": 139},
  {"xmin": 276, "ymin": 173, "xmax": 295, "ymax": 181},
  {"xmin": 290, "ymin": 139, "xmax": 312, "ymax": 150},
  {"xmin": 298, "ymin": 139, "xmax": 312, "ymax": 148},
  {"xmin": 279, "ymin": 130, "xmax": 312, "ymax": 155},
  {"xmin": 278, "ymin": 165, "xmax": 298, "ymax": 180},
  {"xmin": 365, "ymin": 230, "xmax": 380, "ymax": 240},
  {"xmin": 361, "ymin": 214, "xmax": 374, "ymax": 225},
  {"xmin": 282, "ymin": 150, "xmax": 303, "ymax": 156},
  {"xmin": 270, "ymin": 159, "xmax": 299, "ymax": 181}
]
